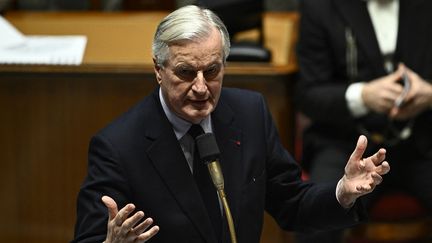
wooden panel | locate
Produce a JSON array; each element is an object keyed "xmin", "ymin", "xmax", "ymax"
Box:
[
  {"xmin": 0, "ymin": 73, "xmax": 157, "ymax": 242},
  {"xmin": 264, "ymin": 12, "xmax": 299, "ymax": 67},
  {"xmin": 2, "ymin": 11, "xmax": 298, "ymax": 75}
]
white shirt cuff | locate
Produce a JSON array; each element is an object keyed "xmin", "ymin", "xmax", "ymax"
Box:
[
  {"xmin": 345, "ymin": 82, "xmax": 369, "ymax": 117},
  {"xmin": 336, "ymin": 178, "xmax": 355, "ymax": 209}
]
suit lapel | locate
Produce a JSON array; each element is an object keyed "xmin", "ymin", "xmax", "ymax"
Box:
[
  {"xmin": 334, "ymin": 0, "xmax": 385, "ymax": 75},
  {"xmin": 145, "ymin": 92, "xmax": 218, "ymax": 243},
  {"xmin": 212, "ymin": 98, "xmax": 242, "ymax": 235}
]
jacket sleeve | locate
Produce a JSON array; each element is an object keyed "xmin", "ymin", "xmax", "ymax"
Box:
[
  {"xmin": 259, "ymin": 93, "xmax": 367, "ymax": 233},
  {"xmin": 72, "ymin": 134, "xmax": 132, "ymax": 243}
]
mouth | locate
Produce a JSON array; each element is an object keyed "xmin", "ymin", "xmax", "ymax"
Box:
[
  {"xmin": 192, "ymin": 99, "xmax": 207, "ymax": 104},
  {"xmin": 190, "ymin": 99, "xmax": 209, "ymax": 108}
]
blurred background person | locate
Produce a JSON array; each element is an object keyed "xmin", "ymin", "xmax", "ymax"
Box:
[{"xmin": 295, "ymin": 0, "xmax": 432, "ymax": 242}]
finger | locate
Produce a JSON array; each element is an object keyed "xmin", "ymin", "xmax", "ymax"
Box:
[
  {"xmin": 358, "ymin": 159, "xmax": 365, "ymax": 170},
  {"xmin": 136, "ymin": 225, "xmax": 160, "ymax": 242},
  {"xmin": 115, "ymin": 203, "xmax": 136, "ymax": 227},
  {"xmin": 121, "ymin": 211, "xmax": 145, "ymax": 235},
  {"xmin": 385, "ymin": 66, "xmax": 404, "ymax": 85},
  {"xmin": 376, "ymin": 161, "xmax": 390, "ymax": 175},
  {"xmin": 370, "ymin": 148, "xmax": 386, "ymax": 166},
  {"xmin": 102, "ymin": 195, "xmax": 118, "ymax": 221},
  {"xmin": 356, "ymin": 183, "xmax": 372, "ymax": 192},
  {"xmin": 349, "ymin": 135, "xmax": 368, "ymax": 162},
  {"xmin": 395, "ymin": 63, "xmax": 406, "ymax": 77},
  {"xmin": 371, "ymin": 172, "xmax": 383, "ymax": 186},
  {"xmin": 133, "ymin": 217, "xmax": 154, "ymax": 235}
]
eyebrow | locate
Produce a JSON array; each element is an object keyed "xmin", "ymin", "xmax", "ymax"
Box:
[{"xmin": 175, "ymin": 60, "xmax": 222, "ymax": 70}]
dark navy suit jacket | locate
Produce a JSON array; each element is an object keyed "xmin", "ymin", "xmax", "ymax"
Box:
[{"xmin": 73, "ymin": 88, "xmax": 364, "ymax": 243}]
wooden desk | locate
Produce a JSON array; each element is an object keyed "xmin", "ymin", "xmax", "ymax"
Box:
[
  {"xmin": 0, "ymin": 11, "xmax": 298, "ymax": 243},
  {"xmin": 1, "ymin": 11, "xmax": 298, "ymax": 74}
]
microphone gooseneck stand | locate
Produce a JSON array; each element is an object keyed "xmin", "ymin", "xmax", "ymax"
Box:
[
  {"xmin": 207, "ymin": 161, "xmax": 237, "ymax": 243},
  {"xmin": 196, "ymin": 133, "xmax": 238, "ymax": 243}
]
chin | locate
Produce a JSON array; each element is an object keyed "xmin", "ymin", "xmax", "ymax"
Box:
[
  {"xmin": 181, "ymin": 104, "xmax": 213, "ymax": 120},
  {"xmin": 185, "ymin": 112, "xmax": 210, "ymax": 123}
]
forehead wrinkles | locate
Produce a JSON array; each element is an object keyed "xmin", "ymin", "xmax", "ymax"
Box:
[
  {"xmin": 169, "ymin": 43, "xmax": 222, "ymax": 69},
  {"xmin": 166, "ymin": 27, "xmax": 223, "ymax": 68}
]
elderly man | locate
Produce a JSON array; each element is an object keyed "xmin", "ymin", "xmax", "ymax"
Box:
[{"xmin": 72, "ymin": 5, "xmax": 390, "ymax": 243}]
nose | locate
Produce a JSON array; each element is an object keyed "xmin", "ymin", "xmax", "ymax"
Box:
[{"xmin": 192, "ymin": 71, "xmax": 207, "ymax": 94}]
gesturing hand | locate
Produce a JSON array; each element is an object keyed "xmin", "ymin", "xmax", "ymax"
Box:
[
  {"xmin": 336, "ymin": 135, "xmax": 390, "ymax": 208},
  {"xmin": 102, "ymin": 196, "xmax": 159, "ymax": 243}
]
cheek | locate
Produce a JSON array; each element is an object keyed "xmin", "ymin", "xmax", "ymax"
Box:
[
  {"xmin": 208, "ymin": 81, "xmax": 222, "ymax": 100},
  {"xmin": 161, "ymin": 72, "xmax": 188, "ymax": 96},
  {"xmin": 166, "ymin": 83, "xmax": 191, "ymax": 107}
]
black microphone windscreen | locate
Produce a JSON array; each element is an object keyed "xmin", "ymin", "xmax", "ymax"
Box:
[{"xmin": 196, "ymin": 133, "xmax": 220, "ymax": 163}]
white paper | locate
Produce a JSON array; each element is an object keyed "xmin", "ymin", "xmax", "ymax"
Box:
[
  {"xmin": 0, "ymin": 35, "xmax": 87, "ymax": 65},
  {"xmin": 0, "ymin": 16, "xmax": 26, "ymax": 49},
  {"xmin": 0, "ymin": 16, "xmax": 87, "ymax": 65}
]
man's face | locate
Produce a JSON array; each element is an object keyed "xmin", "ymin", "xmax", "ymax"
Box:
[{"xmin": 155, "ymin": 27, "xmax": 224, "ymax": 124}]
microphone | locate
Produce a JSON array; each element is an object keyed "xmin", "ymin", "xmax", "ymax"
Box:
[
  {"xmin": 195, "ymin": 133, "xmax": 237, "ymax": 243},
  {"xmin": 195, "ymin": 133, "xmax": 224, "ymax": 191}
]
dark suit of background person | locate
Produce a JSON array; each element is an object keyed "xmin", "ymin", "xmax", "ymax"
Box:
[
  {"xmin": 295, "ymin": 0, "xmax": 432, "ymax": 242},
  {"xmin": 72, "ymin": 5, "xmax": 389, "ymax": 243}
]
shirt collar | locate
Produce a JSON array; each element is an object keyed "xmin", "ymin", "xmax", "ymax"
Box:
[{"xmin": 159, "ymin": 88, "xmax": 212, "ymax": 140}]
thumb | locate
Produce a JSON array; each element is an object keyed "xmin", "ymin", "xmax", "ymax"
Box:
[
  {"xmin": 349, "ymin": 135, "xmax": 367, "ymax": 163},
  {"xmin": 397, "ymin": 62, "xmax": 406, "ymax": 71},
  {"xmin": 102, "ymin": 195, "xmax": 118, "ymax": 221},
  {"xmin": 390, "ymin": 64, "xmax": 405, "ymax": 82}
]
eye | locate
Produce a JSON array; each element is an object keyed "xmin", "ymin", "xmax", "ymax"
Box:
[
  {"xmin": 174, "ymin": 67, "xmax": 196, "ymax": 81},
  {"xmin": 204, "ymin": 65, "xmax": 221, "ymax": 80}
]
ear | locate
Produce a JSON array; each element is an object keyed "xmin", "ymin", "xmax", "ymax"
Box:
[{"xmin": 153, "ymin": 57, "xmax": 162, "ymax": 84}]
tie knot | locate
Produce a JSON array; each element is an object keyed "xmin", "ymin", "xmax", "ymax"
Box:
[{"xmin": 188, "ymin": 124, "xmax": 204, "ymax": 140}]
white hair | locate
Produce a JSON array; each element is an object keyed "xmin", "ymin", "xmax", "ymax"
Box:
[{"xmin": 152, "ymin": 5, "xmax": 231, "ymax": 67}]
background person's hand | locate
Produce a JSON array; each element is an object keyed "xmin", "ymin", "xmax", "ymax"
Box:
[
  {"xmin": 102, "ymin": 196, "xmax": 159, "ymax": 243},
  {"xmin": 336, "ymin": 135, "xmax": 390, "ymax": 208},
  {"xmin": 390, "ymin": 64, "xmax": 432, "ymax": 120},
  {"xmin": 362, "ymin": 66, "xmax": 405, "ymax": 114}
]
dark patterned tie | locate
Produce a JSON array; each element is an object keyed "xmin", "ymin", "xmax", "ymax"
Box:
[{"xmin": 188, "ymin": 124, "xmax": 222, "ymax": 241}]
